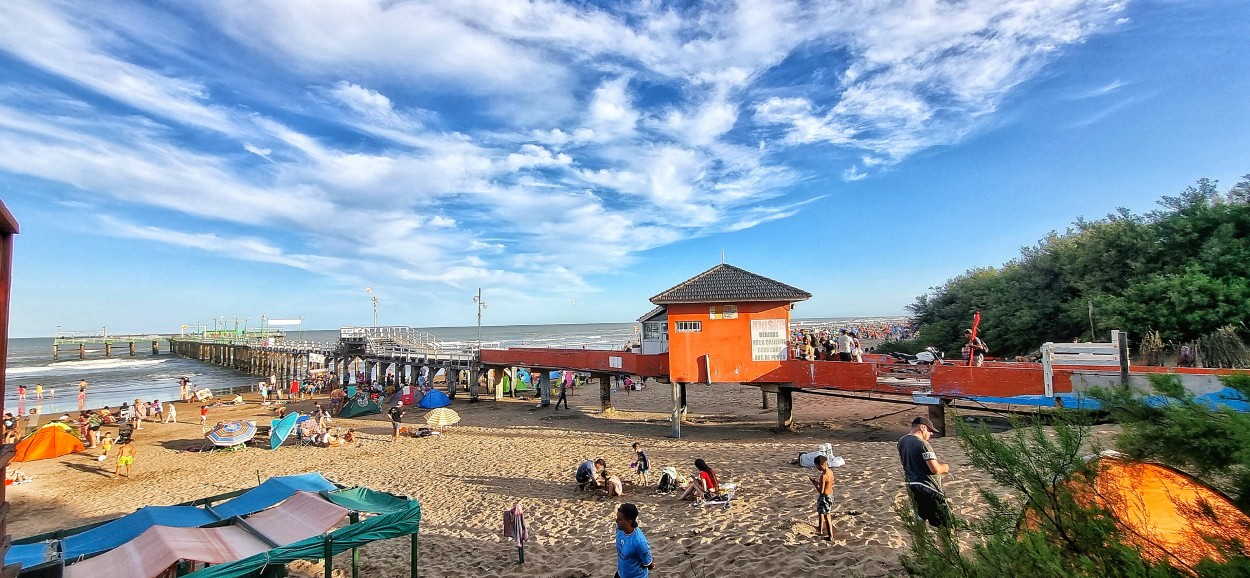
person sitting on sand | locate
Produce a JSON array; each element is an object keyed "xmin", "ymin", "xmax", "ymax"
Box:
[
  {"xmin": 679, "ymin": 458, "xmax": 718, "ymax": 503},
  {"xmin": 602, "ymin": 469, "xmax": 625, "ymax": 497},
  {"xmin": 577, "ymin": 458, "xmax": 607, "ymax": 491},
  {"xmin": 343, "ymin": 428, "xmax": 357, "ymax": 443}
]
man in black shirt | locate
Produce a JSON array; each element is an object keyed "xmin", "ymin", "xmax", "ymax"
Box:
[
  {"xmin": 389, "ymin": 403, "xmax": 405, "ymax": 442},
  {"xmin": 898, "ymin": 416, "xmax": 952, "ymax": 529}
]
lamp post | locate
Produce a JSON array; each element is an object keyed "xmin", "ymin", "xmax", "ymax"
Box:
[
  {"xmin": 366, "ymin": 287, "xmax": 379, "ymax": 327},
  {"xmin": 473, "ymin": 288, "xmax": 487, "ymax": 351}
]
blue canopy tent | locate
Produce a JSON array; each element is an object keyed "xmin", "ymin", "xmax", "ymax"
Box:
[
  {"xmin": 417, "ymin": 389, "xmax": 451, "ymax": 409},
  {"xmin": 210, "ymin": 472, "xmax": 337, "ymax": 519},
  {"xmin": 60, "ymin": 506, "xmax": 220, "ymax": 562}
]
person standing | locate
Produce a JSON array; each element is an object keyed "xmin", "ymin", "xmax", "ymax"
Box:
[
  {"xmin": 614, "ymin": 503, "xmax": 655, "ymax": 578},
  {"xmin": 77, "ymin": 388, "xmax": 86, "ymax": 411},
  {"xmin": 17, "ymin": 385, "xmax": 26, "ymax": 401},
  {"xmin": 164, "ymin": 403, "xmax": 178, "ymax": 424},
  {"xmin": 34, "ymin": 384, "xmax": 43, "ymax": 400},
  {"xmin": 200, "ymin": 405, "xmax": 208, "ymax": 426},
  {"xmin": 115, "ymin": 438, "xmax": 135, "ymax": 477},
  {"xmin": 836, "ymin": 329, "xmax": 854, "ymax": 362},
  {"xmin": 631, "ymin": 442, "xmax": 650, "ymax": 486},
  {"xmin": 898, "ymin": 416, "xmax": 952, "ymax": 532},
  {"xmin": 151, "ymin": 399, "xmax": 164, "ymax": 423},
  {"xmin": 963, "ymin": 329, "xmax": 988, "ymax": 367},
  {"xmin": 388, "ymin": 403, "xmax": 405, "ymax": 442},
  {"xmin": 554, "ymin": 375, "xmax": 569, "ymax": 410},
  {"xmin": 809, "ymin": 455, "xmax": 835, "ymax": 541}
]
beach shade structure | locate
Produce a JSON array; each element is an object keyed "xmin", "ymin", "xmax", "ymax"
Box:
[
  {"xmin": 423, "ymin": 408, "xmax": 460, "ymax": 429},
  {"xmin": 1028, "ymin": 455, "xmax": 1250, "ymax": 573},
  {"xmin": 270, "ymin": 412, "xmax": 301, "ymax": 450},
  {"xmin": 339, "ymin": 394, "xmax": 382, "ymax": 418},
  {"xmin": 13, "ymin": 425, "xmax": 84, "ymax": 462},
  {"xmin": 417, "ymin": 389, "xmax": 451, "ymax": 409},
  {"xmin": 204, "ymin": 420, "xmax": 257, "ymax": 449}
]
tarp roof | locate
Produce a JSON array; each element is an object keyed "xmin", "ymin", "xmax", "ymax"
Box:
[
  {"xmin": 323, "ymin": 487, "xmax": 412, "ymax": 514},
  {"xmin": 244, "ymin": 491, "xmax": 349, "ymax": 546},
  {"xmin": 210, "ymin": 472, "xmax": 337, "ymax": 519},
  {"xmin": 61, "ymin": 506, "xmax": 220, "ymax": 562},
  {"xmin": 63, "ymin": 526, "xmax": 268, "ymax": 578}
]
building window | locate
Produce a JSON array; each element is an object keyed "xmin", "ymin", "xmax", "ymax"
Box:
[
  {"xmin": 675, "ymin": 321, "xmax": 702, "ymax": 333},
  {"xmin": 643, "ymin": 322, "xmax": 664, "ymax": 340}
]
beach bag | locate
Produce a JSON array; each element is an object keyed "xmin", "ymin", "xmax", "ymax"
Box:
[{"xmin": 657, "ymin": 466, "xmax": 681, "ymax": 493}]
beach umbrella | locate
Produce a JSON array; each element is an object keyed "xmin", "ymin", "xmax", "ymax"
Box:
[
  {"xmin": 205, "ymin": 420, "xmax": 256, "ymax": 447},
  {"xmin": 424, "ymin": 408, "xmax": 460, "ymax": 428},
  {"xmin": 270, "ymin": 412, "xmax": 300, "ymax": 450}
]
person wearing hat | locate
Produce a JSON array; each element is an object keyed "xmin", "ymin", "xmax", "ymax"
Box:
[
  {"xmin": 388, "ymin": 402, "xmax": 405, "ymax": 442},
  {"xmin": 898, "ymin": 416, "xmax": 952, "ymax": 531},
  {"xmin": 614, "ymin": 503, "xmax": 654, "ymax": 578}
]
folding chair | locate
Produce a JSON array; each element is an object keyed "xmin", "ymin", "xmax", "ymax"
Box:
[{"xmin": 697, "ymin": 483, "xmax": 739, "ymax": 511}]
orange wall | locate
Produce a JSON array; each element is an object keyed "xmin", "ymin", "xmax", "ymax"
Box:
[{"xmin": 667, "ymin": 301, "xmax": 791, "ymax": 383}]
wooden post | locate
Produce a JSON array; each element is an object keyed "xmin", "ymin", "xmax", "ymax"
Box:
[
  {"xmin": 777, "ymin": 386, "xmax": 794, "ymax": 431},
  {"xmin": 469, "ymin": 366, "xmax": 480, "ymax": 402},
  {"xmin": 928, "ymin": 401, "xmax": 947, "ymax": 438},
  {"xmin": 52, "ymin": 343, "xmax": 58, "ymax": 360},
  {"xmin": 761, "ymin": 390, "xmax": 770, "ymax": 410},
  {"xmin": 671, "ymin": 380, "xmax": 682, "ymax": 438},
  {"xmin": 599, "ymin": 374, "xmax": 612, "ymax": 412}
]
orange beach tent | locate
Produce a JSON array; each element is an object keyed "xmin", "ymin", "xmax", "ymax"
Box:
[
  {"xmin": 13, "ymin": 426, "xmax": 84, "ymax": 462},
  {"xmin": 1032, "ymin": 456, "xmax": 1250, "ymax": 572}
]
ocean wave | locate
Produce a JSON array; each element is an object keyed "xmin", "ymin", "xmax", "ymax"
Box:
[{"xmin": 6, "ymin": 357, "xmax": 170, "ymax": 377}]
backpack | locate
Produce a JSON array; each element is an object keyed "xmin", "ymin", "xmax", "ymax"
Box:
[{"xmin": 657, "ymin": 469, "xmax": 679, "ymax": 493}]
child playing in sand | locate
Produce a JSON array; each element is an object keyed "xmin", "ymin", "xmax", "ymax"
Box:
[
  {"xmin": 602, "ymin": 470, "xmax": 624, "ymax": 497},
  {"xmin": 200, "ymin": 405, "xmax": 208, "ymax": 425},
  {"xmin": 115, "ymin": 439, "xmax": 135, "ymax": 477},
  {"xmin": 99, "ymin": 432, "xmax": 114, "ymax": 460},
  {"xmin": 631, "ymin": 442, "xmax": 650, "ymax": 486}
]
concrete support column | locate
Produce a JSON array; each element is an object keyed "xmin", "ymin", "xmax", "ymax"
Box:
[
  {"xmin": 777, "ymin": 386, "xmax": 794, "ymax": 432},
  {"xmin": 762, "ymin": 391, "xmax": 771, "ymax": 410},
  {"xmin": 469, "ymin": 366, "xmax": 480, "ymax": 402},
  {"xmin": 598, "ymin": 373, "xmax": 612, "ymax": 413},
  {"xmin": 537, "ymin": 371, "xmax": 550, "ymax": 407},
  {"xmin": 928, "ymin": 401, "xmax": 948, "ymax": 438},
  {"xmin": 671, "ymin": 381, "xmax": 682, "ymax": 438},
  {"xmin": 52, "ymin": 343, "xmax": 59, "ymax": 360}
]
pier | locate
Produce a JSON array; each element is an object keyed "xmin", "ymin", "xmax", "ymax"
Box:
[{"xmin": 53, "ymin": 331, "xmax": 174, "ymax": 360}]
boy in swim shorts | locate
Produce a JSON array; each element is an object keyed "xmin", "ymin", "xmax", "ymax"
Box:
[{"xmin": 115, "ymin": 439, "xmax": 135, "ymax": 477}]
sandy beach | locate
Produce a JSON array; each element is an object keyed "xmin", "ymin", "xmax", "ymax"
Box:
[{"xmin": 7, "ymin": 382, "xmax": 1001, "ymax": 577}]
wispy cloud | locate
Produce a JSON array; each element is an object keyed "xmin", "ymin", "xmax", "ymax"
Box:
[{"xmin": 0, "ymin": 0, "xmax": 1131, "ymax": 310}]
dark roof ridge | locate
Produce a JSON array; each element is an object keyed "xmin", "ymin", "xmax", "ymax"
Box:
[{"xmin": 649, "ymin": 263, "xmax": 811, "ymax": 305}]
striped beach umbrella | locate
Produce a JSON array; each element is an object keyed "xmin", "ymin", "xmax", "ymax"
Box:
[
  {"xmin": 205, "ymin": 420, "xmax": 256, "ymax": 447},
  {"xmin": 424, "ymin": 408, "xmax": 460, "ymax": 428}
]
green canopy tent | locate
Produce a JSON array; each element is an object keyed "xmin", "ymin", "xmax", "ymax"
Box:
[{"xmin": 338, "ymin": 395, "xmax": 381, "ymax": 418}]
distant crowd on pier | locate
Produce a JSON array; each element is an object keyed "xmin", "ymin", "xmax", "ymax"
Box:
[{"xmin": 789, "ymin": 319, "xmax": 914, "ymax": 362}]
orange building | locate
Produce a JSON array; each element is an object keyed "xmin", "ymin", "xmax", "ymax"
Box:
[{"xmin": 646, "ymin": 264, "xmax": 810, "ymax": 384}]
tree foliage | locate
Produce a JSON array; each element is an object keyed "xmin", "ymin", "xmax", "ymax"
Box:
[{"xmin": 905, "ymin": 175, "xmax": 1250, "ymax": 357}]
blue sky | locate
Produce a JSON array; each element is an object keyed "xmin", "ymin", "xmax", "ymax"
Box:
[{"xmin": 0, "ymin": 0, "xmax": 1247, "ymax": 337}]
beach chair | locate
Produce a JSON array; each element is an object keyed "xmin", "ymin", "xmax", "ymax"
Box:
[{"xmin": 697, "ymin": 483, "xmax": 738, "ymax": 511}]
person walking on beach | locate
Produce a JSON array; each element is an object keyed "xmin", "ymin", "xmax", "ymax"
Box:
[
  {"xmin": 809, "ymin": 455, "xmax": 835, "ymax": 541},
  {"xmin": 200, "ymin": 405, "xmax": 208, "ymax": 425},
  {"xmin": 899, "ymin": 416, "xmax": 952, "ymax": 536},
  {"xmin": 389, "ymin": 403, "xmax": 405, "ymax": 442},
  {"xmin": 132, "ymin": 398, "xmax": 144, "ymax": 430},
  {"xmin": 35, "ymin": 384, "xmax": 43, "ymax": 400},
  {"xmin": 115, "ymin": 439, "xmax": 135, "ymax": 477},
  {"xmin": 614, "ymin": 503, "xmax": 655, "ymax": 578},
  {"xmin": 151, "ymin": 400, "xmax": 164, "ymax": 423},
  {"xmin": 554, "ymin": 375, "xmax": 569, "ymax": 410},
  {"xmin": 17, "ymin": 385, "xmax": 26, "ymax": 401},
  {"xmin": 77, "ymin": 389, "xmax": 86, "ymax": 412},
  {"xmin": 47, "ymin": 386, "xmax": 54, "ymax": 399},
  {"xmin": 164, "ymin": 402, "xmax": 177, "ymax": 424}
]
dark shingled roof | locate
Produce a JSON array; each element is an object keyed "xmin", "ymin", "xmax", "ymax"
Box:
[
  {"xmin": 649, "ymin": 264, "xmax": 811, "ymax": 305},
  {"xmin": 637, "ymin": 305, "xmax": 667, "ymax": 323}
]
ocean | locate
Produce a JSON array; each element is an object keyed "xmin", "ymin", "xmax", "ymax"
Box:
[{"xmin": 3, "ymin": 317, "xmax": 905, "ymax": 416}]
